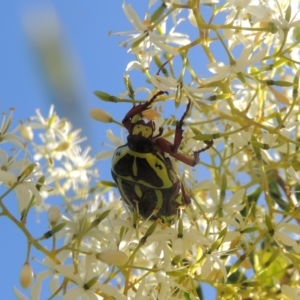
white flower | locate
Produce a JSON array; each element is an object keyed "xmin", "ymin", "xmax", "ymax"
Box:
[
  {"xmin": 116, "ymin": 2, "xmax": 191, "ymax": 59},
  {"xmin": 27, "ymin": 106, "xmax": 98, "ymax": 197},
  {"xmin": 274, "ymin": 222, "xmax": 300, "ymax": 252},
  {"xmin": 48, "ymin": 205, "xmax": 61, "ymax": 226},
  {"xmin": 203, "ymin": 185, "xmax": 246, "ymax": 216},
  {"xmin": 95, "ymin": 129, "xmax": 123, "ymax": 160},
  {"xmin": 56, "ymin": 254, "xmax": 127, "ymax": 300},
  {"xmin": 30, "ymin": 251, "xmax": 69, "ymax": 300},
  {"xmin": 203, "ymin": 43, "xmax": 268, "ymax": 84},
  {"xmin": 151, "ymin": 74, "xmax": 215, "ymax": 98},
  {"xmin": 0, "ymin": 159, "xmax": 42, "ymax": 213},
  {"xmin": 281, "ymin": 285, "xmax": 300, "ymax": 300},
  {"xmin": 201, "ymin": 251, "xmax": 228, "ymax": 280},
  {"xmin": 117, "ymin": 3, "xmax": 170, "ymax": 52},
  {"xmin": 0, "ymin": 109, "xmax": 25, "ymax": 148},
  {"xmin": 28, "ymin": 106, "xmax": 86, "ymax": 161},
  {"xmin": 57, "ymin": 203, "xmax": 109, "ymax": 244}
]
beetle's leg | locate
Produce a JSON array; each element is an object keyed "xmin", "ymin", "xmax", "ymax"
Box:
[
  {"xmin": 156, "ymin": 97, "xmax": 213, "ymax": 166},
  {"xmin": 152, "ymin": 126, "xmax": 164, "ymax": 139},
  {"xmin": 122, "ymin": 90, "xmax": 167, "ymax": 130},
  {"xmin": 156, "ymin": 137, "xmax": 213, "ymax": 166},
  {"xmin": 171, "ymin": 99, "xmax": 191, "ymax": 153},
  {"xmin": 180, "ymin": 181, "xmax": 191, "ymax": 206}
]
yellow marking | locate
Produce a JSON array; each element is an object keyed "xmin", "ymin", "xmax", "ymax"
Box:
[
  {"xmin": 113, "ymin": 146, "xmax": 177, "ymax": 188},
  {"xmin": 134, "ymin": 184, "xmax": 142, "ymax": 198},
  {"xmin": 132, "ymin": 124, "xmax": 153, "ymax": 138},
  {"xmin": 133, "ymin": 157, "xmax": 138, "ymax": 176},
  {"xmin": 175, "ymin": 193, "xmax": 183, "ymax": 205},
  {"xmin": 155, "ymin": 190, "xmax": 163, "ymax": 209}
]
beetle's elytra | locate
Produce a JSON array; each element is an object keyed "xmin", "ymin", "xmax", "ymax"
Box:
[{"xmin": 111, "ymin": 91, "xmax": 213, "ymax": 222}]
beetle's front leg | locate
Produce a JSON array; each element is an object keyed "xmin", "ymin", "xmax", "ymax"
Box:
[
  {"xmin": 190, "ymin": 140, "xmax": 214, "ymax": 165},
  {"xmin": 122, "ymin": 90, "xmax": 167, "ymax": 130},
  {"xmin": 171, "ymin": 99, "xmax": 191, "ymax": 153},
  {"xmin": 156, "ymin": 138, "xmax": 213, "ymax": 166}
]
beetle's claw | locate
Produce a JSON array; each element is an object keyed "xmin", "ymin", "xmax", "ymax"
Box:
[
  {"xmin": 193, "ymin": 151, "xmax": 200, "ymax": 165},
  {"xmin": 204, "ymin": 140, "xmax": 214, "ymax": 149}
]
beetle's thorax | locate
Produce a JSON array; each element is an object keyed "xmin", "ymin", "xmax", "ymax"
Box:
[
  {"xmin": 131, "ymin": 121, "xmax": 154, "ymax": 138},
  {"xmin": 127, "ymin": 134, "xmax": 155, "ymax": 152}
]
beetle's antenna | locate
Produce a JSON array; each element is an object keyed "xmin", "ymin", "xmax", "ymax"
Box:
[
  {"xmin": 152, "ymin": 126, "xmax": 164, "ymax": 139},
  {"xmin": 148, "ymin": 90, "xmax": 168, "ymax": 106}
]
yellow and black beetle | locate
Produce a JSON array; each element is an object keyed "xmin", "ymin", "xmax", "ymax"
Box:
[{"xmin": 111, "ymin": 91, "xmax": 213, "ymax": 222}]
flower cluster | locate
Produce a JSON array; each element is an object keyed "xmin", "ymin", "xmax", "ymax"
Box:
[{"xmin": 1, "ymin": 1, "xmax": 300, "ymax": 300}]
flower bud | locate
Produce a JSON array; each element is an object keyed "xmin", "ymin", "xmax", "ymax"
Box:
[
  {"xmin": 94, "ymin": 91, "xmax": 117, "ymax": 102},
  {"xmin": 55, "ymin": 141, "xmax": 70, "ymax": 151},
  {"xmin": 20, "ymin": 263, "xmax": 33, "ymax": 289},
  {"xmin": 142, "ymin": 109, "xmax": 160, "ymax": 120},
  {"xmin": 173, "ymin": 238, "xmax": 184, "ymax": 255},
  {"xmin": 96, "ymin": 250, "xmax": 128, "ymax": 265},
  {"xmin": 90, "ymin": 108, "xmax": 113, "ymax": 123},
  {"xmin": 48, "ymin": 205, "xmax": 61, "ymax": 227},
  {"xmin": 20, "ymin": 126, "xmax": 34, "ymax": 141}
]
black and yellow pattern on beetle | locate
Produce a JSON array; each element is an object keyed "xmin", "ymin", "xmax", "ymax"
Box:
[
  {"xmin": 111, "ymin": 143, "xmax": 187, "ymax": 221},
  {"xmin": 111, "ymin": 91, "xmax": 213, "ymax": 222}
]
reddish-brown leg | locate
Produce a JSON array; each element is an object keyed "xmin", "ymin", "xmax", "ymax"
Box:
[
  {"xmin": 156, "ymin": 138, "xmax": 213, "ymax": 166},
  {"xmin": 152, "ymin": 126, "xmax": 164, "ymax": 139},
  {"xmin": 155, "ymin": 97, "xmax": 214, "ymax": 166},
  {"xmin": 122, "ymin": 91, "xmax": 167, "ymax": 131},
  {"xmin": 172, "ymin": 99, "xmax": 191, "ymax": 153}
]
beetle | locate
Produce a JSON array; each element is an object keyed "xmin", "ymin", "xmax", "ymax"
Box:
[{"xmin": 111, "ymin": 91, "xmax": 213, "ymax": 222}]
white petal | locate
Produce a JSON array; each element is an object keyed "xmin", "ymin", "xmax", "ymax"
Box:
[
  {"xmin": 201, "ymin": 255, "xmax": 212, "ymax": 278},
  {"xmin": 26, "ymin": 182, "xmax": 42, "ymax": 205},
  {"xmin": 0, "ymin": 170, "xmax": 17, "ymax": 184},
  {"xmin": 97, "ymin": 250, "xmax": 128, "ymax": 265},
  {"xmin": 15, "ymin": 184, "xmax": 31, "ymax": 212},
  {"xmin": 63, "ymin": 287, "xmax": 85, "ymax": 300},
  {"xmin": 209, "ymin": 187, "xmax": 219, "ymax": 205},
  {"xmin": 13, "ymin": 287, "xmax": 30, "ymax": 300},
  {"xmin": 172, "ymin": 238, "xmax": 184, "ymax": 255},
  {"xmin": 2, "ymin": 133, "xmax": 25, "ymax": 148},
  {"xmin": 277, "ymin": 223, "xmax": 300, "ymax": 235},
  {"xmin": 95, "ymin": 150, "xmax": 114, "ymax": 160},
  {"xmin": 106, "ymin": 129, "xmax": 122, "ymax": 146},
  {"xmin": 248, "ymin": 46, "xmax": 268, "ymax": 65},
  {"xmin": 55, "ymin": 265, "xmax": 83, "ymax": 286},
  {"xmin": 183, "ymin": 85, "xmax": 215, "ymax": 94},
  {"xmin": 211, "ymin": 253, "xmax": 227, "ymax": 280},
  {"xmin": 31, "ymin": 270, "xmax": 53, "ymax": 300},
  {"xmin": 207, "ymin": 61, "xmax": 226, "ymax": 74},
  {"xmin": 126, "ymin": 61, "xmax": 143, "ymax": 71},
  {"xmin": 275, "ymin": 232, "xmax": 298, "ymax": 247},
  {"xmin": 123, "ymin": 3, "xmax": 147, "ymax": 32},
  {"xmin": 50, "ymin": 274, "xmax": 60, "ymax": 295},
  {"xmin": 94, "ymin": 283, "xmax": 127, "ymax": 300},
  {"xmin": 288, "ymin": 166, "xmax": 300, "ymax": 181},
  {"xmin": 153, "ymin": 75, "xmax": 178, "ymax": 87},
  {"xmin": 227, "ymin": 189, "xmax": 245, "ymax": 205},
  {"xmin": 166, "ymin": 34, "xmax": 190, "ymax": 46},
  {"xmin": 291, "ymin": 19, "xmax": 300, "ymax": 27},
  {"xmin": 148, "ymin": 0, "xmax": 158, "ymax": 8},
  {"xmin": 84, "ymin": 290, "xmax": 103, "ymax": 300},
  {"xmin": 151, "ymin": 39, "xmax": 179, "ymax": 55},
  {"xmin": 281, "ymin": 285, "xmax": 300, "ymax": 300},
  {"xmin": 223, "ymin": 231, "xmax": 241, "ymax": 242}
]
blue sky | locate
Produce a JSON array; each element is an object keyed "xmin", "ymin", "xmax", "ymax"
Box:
[
  {"xmin": 1, "ymin": 1, "xmax": 131, "ymax": 298},
  {"xmin": 0, "ymin": 1, "xmax": 216, "ymax": 298}
]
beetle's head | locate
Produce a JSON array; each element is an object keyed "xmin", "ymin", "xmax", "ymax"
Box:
[{"xmin": 130, "ymin": 120, "xmax": 155, "ymax": 138}]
